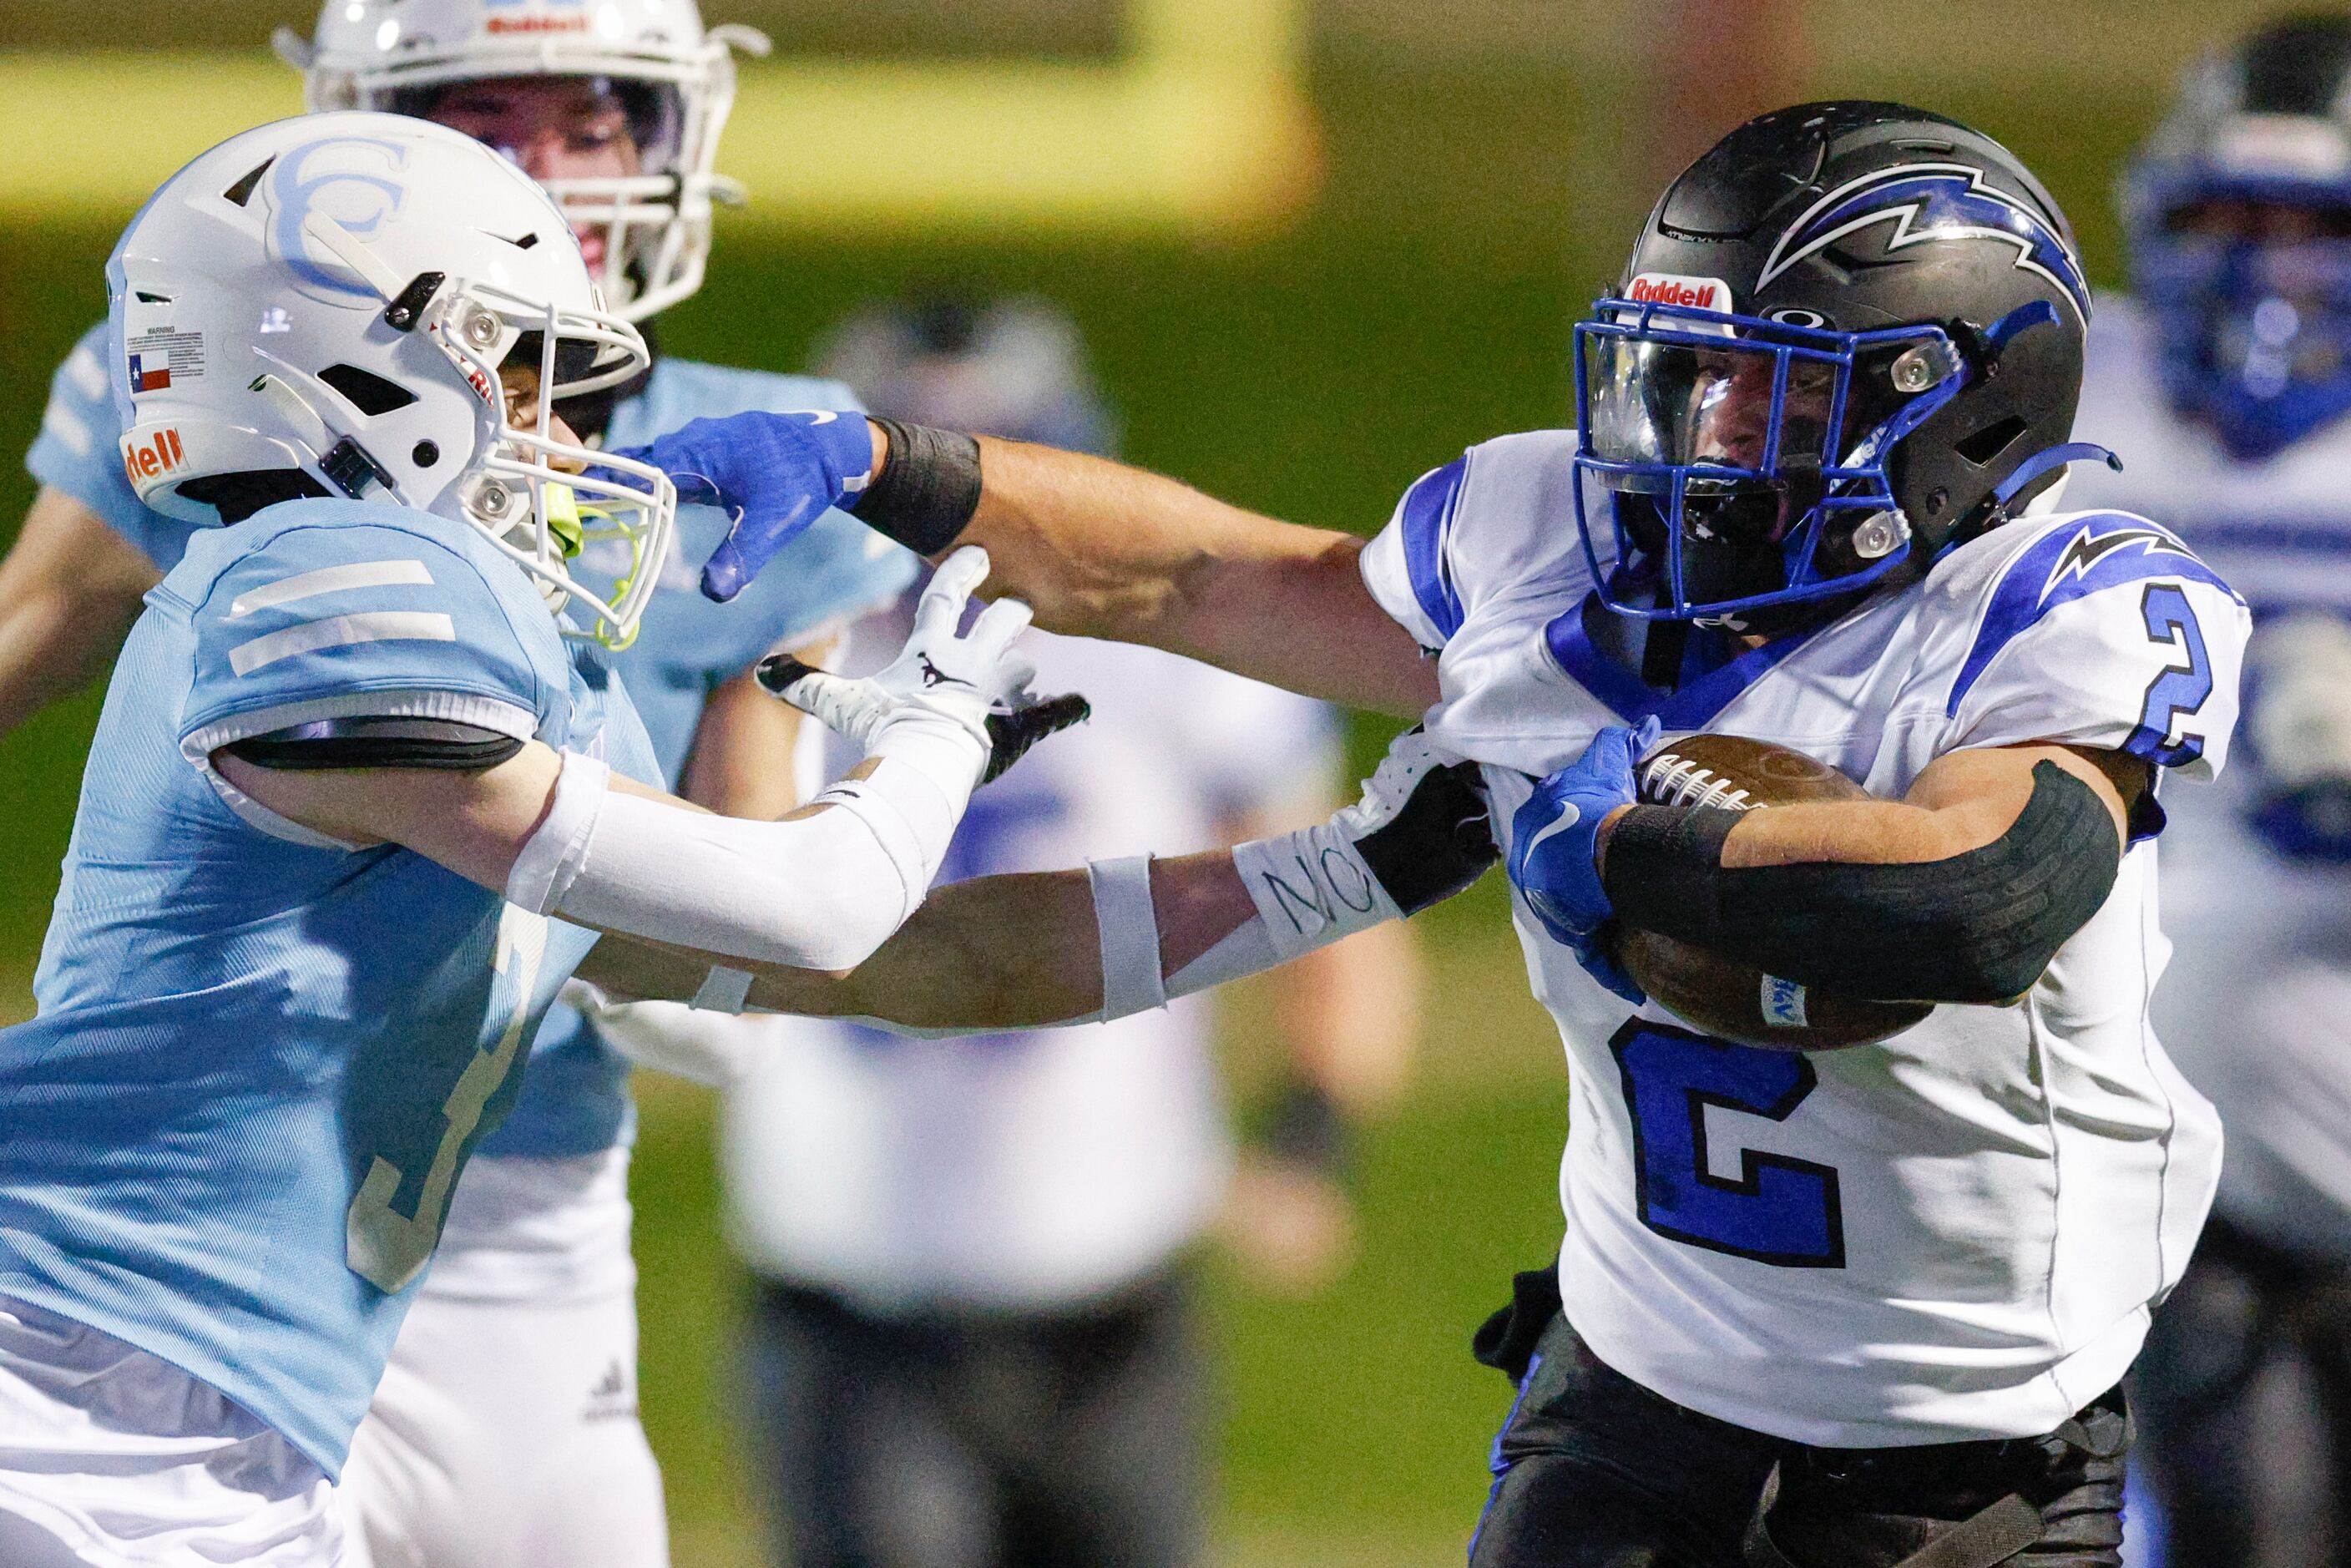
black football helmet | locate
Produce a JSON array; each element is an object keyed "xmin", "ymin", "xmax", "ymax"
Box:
[{"xmin": 1573, "ymin": 101, "xmax": 2101, "ymax": 630}]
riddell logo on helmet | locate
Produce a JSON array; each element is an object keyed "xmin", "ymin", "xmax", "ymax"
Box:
[
  {"xmin": 1627, "ymin": 273, "xmax": 1732, "ymax": 311},
  {"xmin": 486, "ymin": 14, "xmax": 589, "ymax": 33},
  {"xmin": 121, "ymin": 428, "xmax": 187, "ymax": 487}
]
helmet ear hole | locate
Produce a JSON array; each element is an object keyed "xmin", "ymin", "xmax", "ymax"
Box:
[
  {"xmin": 1954, "ymin": 416, "xmax": 2030, "ymax": 468},
  {"xmin": 319, "ymin": 364, "xmax": 420, "ymax": 417}
]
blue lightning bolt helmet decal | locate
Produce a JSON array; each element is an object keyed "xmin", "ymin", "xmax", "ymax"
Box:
[{"xmin": 1760, "ymin": 163, "xmax": 2091, "ymax": 323}]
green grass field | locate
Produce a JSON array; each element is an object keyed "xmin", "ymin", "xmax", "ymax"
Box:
[{"xmin": 0, "ymin": 28, "xmax": 2203, "ymax": 1561}]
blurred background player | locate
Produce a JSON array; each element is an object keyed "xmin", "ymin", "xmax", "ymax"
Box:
[
  {"xmin": 2073, "ymin": 13, "xmax": 2351, "ymax": 1565},
  {"xmin": 0, "ymin": 5, "xmax": 917, "ymax": 1565},
  {"xmin": 716, "ymin": 295, "xmax": 1423, "ymax": 1568}
]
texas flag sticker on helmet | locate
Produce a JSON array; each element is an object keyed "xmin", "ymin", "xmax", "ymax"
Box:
[{"xmin": 1627, "ymin": 272, "xmax": 1734, "ymax": 311}]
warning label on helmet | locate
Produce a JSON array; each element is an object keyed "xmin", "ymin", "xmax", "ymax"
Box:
[{"xmin": 125, "ymin": 328, "xmax": 204, "ymax": 394}]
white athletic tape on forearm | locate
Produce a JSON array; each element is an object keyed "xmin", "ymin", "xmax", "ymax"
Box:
[
  {"xmin": 1229, "ymin": 823, "xmax": 1401, "ymax": 961},
  {"xmin": 1088, "ymin": 856, "xmax": 1167, "ymax": 1019},
  {"xmin": 506, "ymin": 750, "xmax": 609, "ymax": 914}
]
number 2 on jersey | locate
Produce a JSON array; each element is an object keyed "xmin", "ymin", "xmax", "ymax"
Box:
[
  {"xmin": 346, "ymin": 905, "xmax": 546, "ymax": 1292},
  {"xmin": 1611, "ymin": 1021, "xmax": 1845, "ymax": 1268},
  {"xmin": 2129, "ymin": 582, "xmax": 2212, "ymax": 769}
]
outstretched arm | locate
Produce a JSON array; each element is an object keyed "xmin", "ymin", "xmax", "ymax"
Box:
[
  {"xmin": 637, "ymin": 413, "xmax": 1438, "ymax": 717},
  {"xmin": 218, "ymin": 549, "xmax": 1055, "ymax": 982},
  {"xmin": 579, "ymin": 731, "xmax": 1494, "ymax": 1032},
  {"xmin": 952, "ymin": 438, "xmax": 1436, "ymax": 717},
  {"xmin": 579, "ymin": 852, "xmax": 1244, "ymax": 1028}
]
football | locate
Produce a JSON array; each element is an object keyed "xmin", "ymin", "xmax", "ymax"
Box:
[{"xmin": 1616, "ymin": 734, "xmax": 1934, "ymax": 1051}]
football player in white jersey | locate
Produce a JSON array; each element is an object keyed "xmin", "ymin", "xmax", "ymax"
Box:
[
  {"xmin": 0, "ymin": 6, "xmax": 922, "ymax": 1566},
  {"xmin": 722, "ymin": 296, "xmax": 1418, "ymax": 1568},
  {"xmin": 2068, "ymin": 16, "xmax": 2351, "ymax": 1564},
  {"xmin": 581, "ymin": 101, "xmax": 2253, "ymax": 1565}
]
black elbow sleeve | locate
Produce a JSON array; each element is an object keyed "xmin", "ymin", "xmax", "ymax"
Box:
[
  {"xmin": 1606, "ymin": 761, "xmax": 2121, "ymax": 1005},
  {"xmin": 222, "ymin": 717, "xmax": 526, "ymax": 772}
]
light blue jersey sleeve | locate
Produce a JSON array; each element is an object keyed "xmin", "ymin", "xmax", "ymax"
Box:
[
  {"xmin": 25, "ymin": 321, "xmax": 203, "ymax": 571},
  {"xmin": 172, "ymin": 507, "xmax": 561, "ymax": 806}
]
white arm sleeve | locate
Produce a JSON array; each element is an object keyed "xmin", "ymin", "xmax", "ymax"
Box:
[{"xmin": 507, "ymin": 715, "xmax": 984, "ymax": 974}]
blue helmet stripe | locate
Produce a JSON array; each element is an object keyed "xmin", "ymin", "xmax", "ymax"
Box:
[{"xmin": 1760, "ymin": 163, "xmax": 2091, "ymax": 321}]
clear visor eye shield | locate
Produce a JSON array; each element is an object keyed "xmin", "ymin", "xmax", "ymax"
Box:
[
  {"xmin": 421, "ymin": 278, "xmax": 676, "ymax": 649},
  {"xmin": 1571, "ymin": 296, "xmax": 2096, "ymax": 623}
]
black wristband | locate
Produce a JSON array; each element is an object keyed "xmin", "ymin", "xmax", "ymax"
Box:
[
  {"xmin": 1602, "ymin": 802, "xmax": 1744, "ymax": 938},
  {"xmin": 848, "ymin": 417, "xmax": 983, "ymax": 555}
]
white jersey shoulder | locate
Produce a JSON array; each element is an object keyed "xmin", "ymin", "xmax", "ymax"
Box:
[
  {"xmin": 1358, "ymin": 429, "xmax": 1589, "ymax": 651},
  {"xmin": 1363, "ymin": 443, "xmax": 2250, "ymax": 1446},
  {"xmin": 1908, "ymin": 506, "xmax": 2248, "ymax": 782}
]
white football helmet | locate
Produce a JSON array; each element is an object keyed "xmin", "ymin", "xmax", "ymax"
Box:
[
  {"xmin": 277, "ymin": 0, "xmax": 769, "ymax": 321},
  {"xmin": 109, "ymin": 111, "xmax": 677, "ymax": 648}
]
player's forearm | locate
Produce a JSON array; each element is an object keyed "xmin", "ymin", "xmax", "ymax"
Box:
[
  {"xmin": 952, "ymin": 438, "xmax": 1436, "ymax": 717},
  {"xmin": 0, "ymin": 589, "xmax": 120, "ymax": 735},
  {"xmin": 748, "ymin": 852, "xmax": 1252, "ymax": 1028},
  {"xmin": 0, "ymin": 492, "xmax": 160, "ymax": 736},
  {"xmin": 577, "ymin": 852, "xmax": 1262, "ymax": 1032},
  {"xmin": 1598, "ymin": 748, "xmax": 2131, "ymax": 1004}
]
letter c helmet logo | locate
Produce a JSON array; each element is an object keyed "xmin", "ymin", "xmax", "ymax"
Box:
[{"xmin": 267, "ymin": 135, "xmax": 412, "ymax": 302}]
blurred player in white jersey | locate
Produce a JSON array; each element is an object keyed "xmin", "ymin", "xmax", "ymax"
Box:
[
  {"xmin": 2071, "ymin": 16, "xmax": 2351, "ymax": 1564},
  {"xmin": 580, "ymin": 100, "xmax": 2258, "ymax": 1565},
  {"xmin": 0, "ymin": 5, "xmax": 922, "ymax": 1565},
  {"xmin": 719, "ymin": 296, "xmax": 1419, "ymax": 1568}
]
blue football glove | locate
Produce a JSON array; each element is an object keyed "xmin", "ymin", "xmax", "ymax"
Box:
[
  {"xmin": 609, "ymin": 410, "xmax": 877, "ymax": 603},
  {"xmin": 1507, "ymin": 717, "xmax": 1661, "ymax": 1004}
]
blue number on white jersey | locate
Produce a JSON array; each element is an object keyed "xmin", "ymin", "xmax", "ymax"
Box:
[{"xmin": 1612, "ymin": 1022, "xmax": 1846, "ymax": 1269}]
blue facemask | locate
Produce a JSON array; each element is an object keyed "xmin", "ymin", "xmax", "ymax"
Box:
[{"xmin": 1570, "ymin": 297, "xmax": 1969, "ymax": 625}]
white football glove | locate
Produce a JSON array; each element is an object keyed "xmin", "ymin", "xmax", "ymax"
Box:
[{"xmin": 759, "ymin": 546, "xmax": 1090, "ymax": 785}]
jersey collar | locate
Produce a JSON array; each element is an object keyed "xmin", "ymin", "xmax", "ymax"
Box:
[{"xmin": 1544, "ymin": 594, "xmax": 1818, "ymax": 730}]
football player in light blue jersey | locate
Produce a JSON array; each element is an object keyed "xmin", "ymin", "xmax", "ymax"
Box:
[
  {"xmin": 2071, "ymin": 17, "xmax": 2351, "ymax": 1567},
  {"xmin": 1, "ymin": 5, "xmax": 921, "ymax": 1565},
  {"xmin": 0, "ymin": 112, "xmax": 1064, "ymax": 1568}
]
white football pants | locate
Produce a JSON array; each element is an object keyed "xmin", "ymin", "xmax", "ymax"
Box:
[
  {"xmin": 0, "ymin": 1296, "xmax": 340, "ymax": 1567},
  {"xmin": 340, "ymin": 1151, "xmax": 669, "ymax": 1568}
]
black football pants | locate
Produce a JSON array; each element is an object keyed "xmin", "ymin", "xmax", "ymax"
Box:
[
  {"xmin": 736, "ymin": 1271, "xmax": 1206, "ymax": 1568},
  {"xmin": 1469, "ymin": 1311, "xmax": 2130, "ymax": 1568},
  {"xmin": 2131, "ymin": 1215, "xmax": 2351, "ymax": 1567}
]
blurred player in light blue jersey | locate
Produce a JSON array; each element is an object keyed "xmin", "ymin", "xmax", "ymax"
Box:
[
  {"xmin": 0, "ymin": 104, "xmax": 1075, "ymax": 1568},
  {"xmin": 719, "ymin": 297, "xmax": 1421, "ymax": 1568},
  {"xmin": 0, "ymin": 5, "xmax": 921, "ymax": 1566},
  {"xmin": 2074, "ymin": 16, "xmax": 2351, "ymax": 1565}
]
